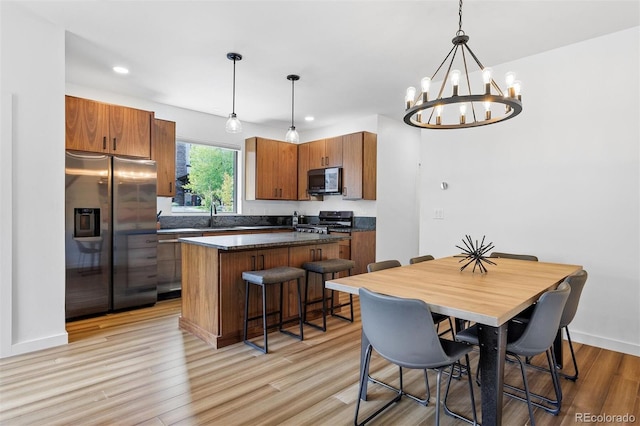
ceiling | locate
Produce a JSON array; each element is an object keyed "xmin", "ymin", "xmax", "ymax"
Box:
[{"xmin": 19, "ymin": 1, "xmax": 639, "ymax": 131}]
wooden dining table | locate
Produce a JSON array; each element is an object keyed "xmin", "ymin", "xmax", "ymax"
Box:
[{"xmin": 325, "ymin": 255, "xmax": 582, "ymax": 426}]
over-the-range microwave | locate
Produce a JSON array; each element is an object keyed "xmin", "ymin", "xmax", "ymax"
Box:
[{"xmin": 308, "ymin": 167, "xmax": 342, "ymax": 195}]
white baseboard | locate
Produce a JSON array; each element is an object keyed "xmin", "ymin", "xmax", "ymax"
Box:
[
  {"xmin": 1, "ymin": 332, "xmax": 68, "ymax": 359},
  {"xmin": 568, "ymin": 329, "xmax": 640, "ymax": 357}
]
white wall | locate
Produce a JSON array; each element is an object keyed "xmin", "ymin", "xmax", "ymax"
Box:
[
  {"xmin": 0, "ymin": 3, "xmax": 67, "ymax": 357},
  {"xmin": 375, "ymin": 115, "xmax": 421, "ymax": 263},
  {"xmin": 419, "ymin": 27, "xmax": 640, "ymax": 355}
]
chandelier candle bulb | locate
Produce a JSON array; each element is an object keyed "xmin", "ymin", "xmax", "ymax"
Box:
[
  {"xmin": 436, "ymin": 105, "xmax": 443, "ymax": 125},
  {"xmin": 459, "ymin": 104, "xmax": 466, "ymax": 124},
  {"xmin": 482, "ymin": 67, "xmax": 492, "ymax": 94},
  {"xmin": 421, "ymin": 77, "xmax": 431, "ymax": 102},
  {"xmin": 484, "ymin": 101, "xmax": 491, "ymax": 120},
  {"xmin": 406, "ymin": 86, "xmax": 416, "ymax": 109},
  {"xmin": 513, "ymin": 80, "xmax": 522, "ymax": 101},
  {"xmin": 451, "ymin": 69, "xmax": 461, "ymax": 96}
]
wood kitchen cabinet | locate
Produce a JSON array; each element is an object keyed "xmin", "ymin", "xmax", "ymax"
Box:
[
  {"xmin": 342, "ymin": 131, "xmax": 377, "ymax": 200},
  {"xmin": 65, "ymin": 95, "xmax": 153, "ymax": 158},
  {"xmin": 218, "ymin": 248, "xmax": 289, "ymax": 345},
  {"xmin": 307, "ymin": 136, "xmax": 343, "ymax": 169},
  {"xmin": 151, "ymin": 118, "xmax": 176, "ymax": 197},
  {"xmin": 297, "ymin": 142, "xmax": 311, "ymax": 200},
  {"xmin": 245, "ymin": 137, "xmax": 297, "ymax": 200}
]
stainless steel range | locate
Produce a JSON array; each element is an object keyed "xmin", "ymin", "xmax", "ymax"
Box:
[{"xmin": 295, "ymin": 211, "xmax": 353, "ymax": 234}]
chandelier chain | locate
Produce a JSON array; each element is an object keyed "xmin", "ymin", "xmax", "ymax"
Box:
[{"xmin": 457, "ymin": 0, "xmax": 464, "ymax": 35}]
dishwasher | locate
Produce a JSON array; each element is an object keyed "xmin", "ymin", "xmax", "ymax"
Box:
[{"xmin": 157, "ymin": 230, "xmax": 202, "ymax": 299}]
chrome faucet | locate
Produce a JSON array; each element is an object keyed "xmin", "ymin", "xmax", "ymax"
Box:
[{"xmin": 209, "ymin": 202, "xmax": 217, "ymax": 227}]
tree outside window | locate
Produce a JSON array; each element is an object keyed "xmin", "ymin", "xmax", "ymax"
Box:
[{"xmin": 173, "ymin": 141, "xmax": 238, "ymax": 214}]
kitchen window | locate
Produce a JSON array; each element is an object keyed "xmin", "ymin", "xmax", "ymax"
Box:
[{"xmin": 172, "ymin": 141, "xmax": 238, "ymax": 214}]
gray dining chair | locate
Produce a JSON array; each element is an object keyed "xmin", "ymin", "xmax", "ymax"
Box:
[
  {"xmin": 368, "ymin": 259, "xmax": 453, "ymax": 338},
  {"xmin": 366, "ymin": 259, "xmax": 402, "ymax": 272},
  {"xmin": 409, "ymin": 254, "xmax": 435, "ymax": 264},
  {"xmin": 518, "ymin": 270, "xmax": 588, "ymax": 381},
  {"xmin": 355, "ymin": 288, "xmax": 478, "ymax": 426},
  {"xmin": 489, "ymin": 251, "xmax": 539, "ymax": 262},
  {"xmin": 408, "ymin": 255, "xmax": 455, "ymax": 337},
  {"xmin": 456, "ymin": 282, "xmax": 571, "ymax": 426}
]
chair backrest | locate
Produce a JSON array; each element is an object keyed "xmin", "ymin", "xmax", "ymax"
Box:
[
  {"xmin": 359, "ymin": 287, "xmax": 448, "ymax": 369},
  {"xmin": 560, "ymin": 269, "xmax": 588, "ymax": 328},
  {"xmin": 409, "ymin": 255, "xmax": 435, "ymax": 264},
  {"xmin": 367, "ymin": 259, "xmax": 401, "ymax": 273},
  {"xmin": 489, "ymin": 251, "xmax": 539, "ymax": 262},
  {"xmin": 507, "ymin": 282, "xmax": 571, "ymax": 357}
]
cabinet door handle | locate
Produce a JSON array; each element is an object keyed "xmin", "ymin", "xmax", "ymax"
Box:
[
  {"xmin": 279, "ymin": 188, "xmax": 282, "ymax": 197},
  {"xmin": 310, "ymin": 249, "xmax": 315, "ymax": 260},
  {"xmin": 343, "ymin": 187, "xmax": 347, "ymax": 196},
  {"xmin": 321, "ymin": 157, "xmax": 324, "ymax": 166},
  {"xmin": 169, "ymin": 182, "xmax": 172, "ymax": 193},
  {"xmin": 274, "ymin": 188, "xmax": 277, "ymax": 197},
  {"xmin": 325, "ymin": 156, "xmax": 329, "ymax": 165},
  {"xmin": 112, "ymin": 138, "xmax": 117, "ymax": 151},
  {"xmin": 251, "ymin": 255, "xmax": 256, "ymax": 271},
  {"xmin": 318, "ymin": 248, "xmax": 323, "ymax": 260},
  {"xmin": 259, "ymin": 254, "xmax": 265, "ymax": 270},
  {"xmin": 102, "ymin": 136, "xmax": 107, "ymax": 150}
]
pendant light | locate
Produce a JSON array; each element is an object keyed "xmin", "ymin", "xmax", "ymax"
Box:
[
  {"xmin": 285, "ymin": 74, "xmax": 300, "ymax": 143},
  {"xmin": 225, "ymin": 52, "xmax": 242, "ymax": 133},
  {"xmin": 403, "ymin": 0, "xmax": 522, "ymax": 129}
]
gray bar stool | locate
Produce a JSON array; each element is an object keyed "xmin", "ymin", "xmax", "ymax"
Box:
[
  {"xmin": 301, "ymin": 258, "xmax": 356, "ymax": 331},
  {"xmin": 242, "ymin": 266, "xmax": 305, "ymax": 353}
]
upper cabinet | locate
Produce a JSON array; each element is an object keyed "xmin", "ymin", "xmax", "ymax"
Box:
[
  {"xmin": 298, "ymin": 142, "xmax": 311, "ymax": 201},
  {"xmin": 307, "ymin": 136, "xmax": 343, "ymax": 169},
  {"xmin": 245, "ymin": 137, "xmax": 298, "ymax": 200},
  {"xmin": 65, "ymin": 95, "xmax": 153, "ymax": 159},
  {"xmin": 151, "ymin": 118, "xmax": 176, "ymax": 197},
  {"xmin": 342, "ymin": 131, "xmax": 377, "ymax": 200}
]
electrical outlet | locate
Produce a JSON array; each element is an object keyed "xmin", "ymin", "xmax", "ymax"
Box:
[{"xmin": 434, "ymin": 208, "xmax": 444, "ymax": 219}]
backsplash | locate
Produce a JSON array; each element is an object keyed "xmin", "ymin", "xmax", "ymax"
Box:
[{"xmin": 158, "ymin": 215, "xmax": 376, "ymax": 230}]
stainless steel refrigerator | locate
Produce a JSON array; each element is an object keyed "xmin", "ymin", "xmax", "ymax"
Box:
[{"xmin": 65, "ymin": 152, "xmax": 158, "ymax": 319}]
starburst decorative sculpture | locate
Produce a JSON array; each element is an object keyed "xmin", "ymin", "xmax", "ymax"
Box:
[{"xmin": 455, "ymin": 235, "xmax": 496, "ymax": 273}]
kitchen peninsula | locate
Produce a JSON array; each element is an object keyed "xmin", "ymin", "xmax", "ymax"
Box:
[{"xmin": 178, "ymin": 232, "xmax": 350, "ymax": 348}]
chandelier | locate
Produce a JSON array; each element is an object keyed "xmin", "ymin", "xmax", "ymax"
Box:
[{"xmin": 404, "ymin": 0, "xmax": 523, "ymax": 129}]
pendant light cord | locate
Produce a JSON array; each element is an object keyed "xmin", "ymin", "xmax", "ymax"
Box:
[
  {"xmin": 290, "ymin": 78, "xmax": 295, "ymax": 127},
  {"xmin": 231, "ymin": 58, "xmax": 236, "ymax": 114}
]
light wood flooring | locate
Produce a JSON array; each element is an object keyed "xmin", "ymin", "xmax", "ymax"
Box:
[{"xmin": 1, "ymin": 298, "xmax": 639, "ymax": 425}]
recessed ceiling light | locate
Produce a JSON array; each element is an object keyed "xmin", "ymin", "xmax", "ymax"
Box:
[
  {"xmin": 304, "ymin": 116, "xmax": 315, "ymax": 122},
  {"xmin": 112, "ymin": 66, "xmax": 129, "ymax": 75}
]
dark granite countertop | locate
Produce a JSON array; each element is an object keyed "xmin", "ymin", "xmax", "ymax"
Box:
[
  {"xmin": 158, "ymin": 225, "xmax": 293, "ymax": 235},
  {"xmin": 180, "ymin": 232, "xmax": 350, "ymax": 251}
]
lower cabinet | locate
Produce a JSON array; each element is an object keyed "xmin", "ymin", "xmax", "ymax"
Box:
[
  {"xmin": 218, "ymin": 248, "xmax": 290, "ymax": 346},
  {"xmin": 179, "ymin": 241, "xmax": 341, "ymax": 348}
]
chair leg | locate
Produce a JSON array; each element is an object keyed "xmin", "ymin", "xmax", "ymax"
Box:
[
  {"xmin": 444, "ymin": 355, "xmax": 478, "ymax": 425},
  {"xmin": 261, "ymin": 284, "xmax": 268, "ymax": 353},
  {"xmin": 303, "ymin": 271, "xmax": 327, "ymax": 331},
  {"xmin": 354, "ymin": 345, "xmax": 401, "ymax": 426},
  {"xmin": 296, "ymin": 277, "xmax": 304, "ymax": 340},
  {"xmin": 563, "ymin": 326, "xmax": 579, "ymax": 381},
  {"xmin": 516, "ymin": 354, "xmax": 537, "ymax": 426},
  {"xmin": 435, "ymin": 368, "xmax": 443, "ymax": 426},
  {"xmin": 368, "ymin": 365, "xmax": 430, "ymax": 405},
  {"xmin": 243, "ymin": 281, "xmax": 250, "ymax": 342},
  {"xmin": 504, "ymin": 350, "xmax": 563, "ymax": 416}
]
